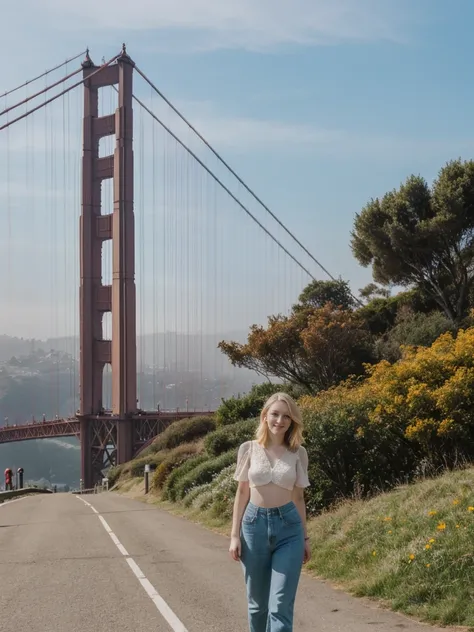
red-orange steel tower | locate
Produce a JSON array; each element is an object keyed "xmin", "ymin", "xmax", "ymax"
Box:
[{"xmin": 79, "ymin": 47, "xmax": 137, "ymax": 488}]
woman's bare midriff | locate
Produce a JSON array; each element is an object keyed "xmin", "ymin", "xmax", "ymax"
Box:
[{"xmin": 250, "ymin": 482, "xmax": 293, "ymax": 508}]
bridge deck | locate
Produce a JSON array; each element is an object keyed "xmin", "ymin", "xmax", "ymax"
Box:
[{"xmin": 0, "ymin": 411, "xmax": 213, "ymax": 444}]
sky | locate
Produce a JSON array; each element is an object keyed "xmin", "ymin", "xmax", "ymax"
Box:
[{"xmin": 1, "ymin": 0, "xmax": 474, "ymax": 340}]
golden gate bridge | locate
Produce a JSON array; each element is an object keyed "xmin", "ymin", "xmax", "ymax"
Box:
[{"xmin": 0, "ymin": 45, "xmax": 322, "ymax": 487}]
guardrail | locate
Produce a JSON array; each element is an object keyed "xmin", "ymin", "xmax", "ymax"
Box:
[
  {"xmin": 72, "ymin": 479, "xmax": 109, "ymax": 495},
  {"xmin": 0, "ymin": 487, "xmax": 53, "ymax": 503}
]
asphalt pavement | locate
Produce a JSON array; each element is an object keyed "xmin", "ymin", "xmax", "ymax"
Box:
[{"xmin": 0, "ymin": 493, "xmax": 450, "ymax": 632}]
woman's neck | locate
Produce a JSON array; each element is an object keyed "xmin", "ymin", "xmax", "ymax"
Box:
[{"xmin": 266, "ymin": 435, "xmax": 286, "ymax": 449}]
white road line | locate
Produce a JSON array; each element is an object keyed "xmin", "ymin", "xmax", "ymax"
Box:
[
  {"xmin": 126, "ymin": 557, "xmax": 188, "ymax": 632},
  {"xmin": 76, "ymin": 495, "xmax": 188, "ymax": 632}
]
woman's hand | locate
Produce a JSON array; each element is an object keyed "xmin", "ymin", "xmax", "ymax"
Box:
[
  {"xmin": 229, "ymin": 535, "xmax": 241, "ymax": 561},
  {"xmin": 303, "ymin": 539, "xmax": 311, "ymax": 564}
]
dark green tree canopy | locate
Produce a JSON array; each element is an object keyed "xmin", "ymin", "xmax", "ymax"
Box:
[
  {"xmin": 359, "ymin": 283, "xmax": 391, "ymax": 301},
  {"xmin": 351, "ymin": 159, "xmax": 474, "ymax": 324},
  {"xmin": 297, "ymin": 278, "xmax": 356, "ymax": 311}
]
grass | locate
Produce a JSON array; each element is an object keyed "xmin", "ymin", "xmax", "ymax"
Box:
[
  {"xmin": 305, "ymin": 467, "xmax": 474, "ymax": 627},
  {"xmin": 115, "ymin": 456, "xmax": 474, "ymax": 628},
  {"xmin": 114, "ymin": 475, "xmax": 233, "ymax": 535}
]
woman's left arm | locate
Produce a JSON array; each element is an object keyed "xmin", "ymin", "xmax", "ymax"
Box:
[
  {"xmin": 292, "ymin": 486, "xmax": 307, "ymax": 536},
  {"xmin": 292, "ymin": 486, "xmax": 311, "ymax": 563},
  {"xmin": 293, "ymin": 446, "xmax": 312, "ymax": 563}
]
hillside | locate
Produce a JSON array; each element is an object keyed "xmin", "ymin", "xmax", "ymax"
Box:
[
  {"xmin": 0, "ymin": 333, "xmax": 261, "ymax": 487},
  {"xmin": 0, "ymin": 331, "xmax": 253, "ymax": 377},
  {"xmin": 0, "ymin": 332, "xmax": 261, "ymax": 422},
  {"xmin": 305, "ymin": 467, "xmax": 474, "ymax": 626}
]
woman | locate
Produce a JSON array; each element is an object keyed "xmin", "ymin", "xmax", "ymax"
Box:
[{"xmin": 229, "ymin": 392, "xmax": 311, "ymax": 632}]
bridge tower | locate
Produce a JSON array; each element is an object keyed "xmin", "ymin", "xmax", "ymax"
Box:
[{"xmin": 79, "ymin": 47, "xmax": 137, "ymax": 488}]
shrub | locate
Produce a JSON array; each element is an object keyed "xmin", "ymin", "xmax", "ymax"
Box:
[
  {"xmin": 207, "ymin": 465, "xmax": 238, "ymax": 520},
  {"xmin": 216, "ymin": 383, "xmax": 300, "ymax": 426},
  {"xmin": 302, "ymin": 403, "xmax": 417, "ymax": 515},
  {"xmin": 299, "ymin": 326, "xmax": 474, "ymax": 513},
  {"xmin": 162, "ymin": 454, "xmax": 209, "ymax": 502},
  {"xmin": 183, "ymin": 465, "xmax": 238, "ymax": 511},
  {"xmin": 182, "ymin": 482, "xmax": 212, "ymax": 508},
  {"xmin": 375, "ymin": 308, "xmax": 454, "ymax": 363},
  {"xmin": 172, "ymin": 449, "xmax": 237, "ymax": 500},
  {"xmin": 204, "ymin": 417, "xmax": 258, "ymax": 456},
  {"xmin": 152, "ymin": 442, "xmax": 203, "ymax": 490},
  {"xmin": 150, "ymin": 415, "xmax": 216, "ymax": 451},
  {"xmin": 356, "ymin": 289, "xmax": 436, "ymax": 337},
  {"xmin": 107, "ymin": 464, "xmax": 124, "ymax": 486},
  {"xmin": 118, "ymin": 451, "xmax": 171, "ymax": 480},
  {"xmin": 193, "ymin": 489, "xmax": 215, "ymax": 511}
]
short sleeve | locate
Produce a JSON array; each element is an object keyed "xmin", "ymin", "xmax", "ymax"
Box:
[
  {"xmin": 233, "ymin": 441, "xmax": 251, "ymax": 482},
  {"xmin": 295, "ymin": 446, "xmax": 310, "ymax": 488}
]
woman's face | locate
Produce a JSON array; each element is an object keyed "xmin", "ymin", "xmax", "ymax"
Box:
[{"xmin": 264, "ymin": 400, "xmax": 292, "ymax": 438}]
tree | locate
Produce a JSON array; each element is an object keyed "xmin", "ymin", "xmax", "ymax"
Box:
[
  {"xmin": 297, "ymin": 278, "xmax": 356, "ymax": 310},
  {"xmin": 218, "ymin": 304, "xmax": 375, "ymax": 394},
  {"xmin": 359, "ymin": 283, "xmax": 391, "ymax": 301},
  {"xmin": 355, "ymin": 288, "xmax": 441, "ymax": 337},
  {"xmin": 374, "ymin": 306, "xmax": 454, "ymax": 363},
  {"xmin": 351, "ymin": 159, "xmax": 474, "ymax": 324}
]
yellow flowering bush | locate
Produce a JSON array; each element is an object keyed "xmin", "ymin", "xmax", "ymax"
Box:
[{"xmin": 300, "ymin": 327, "xmax": 474, "ymax": 512}]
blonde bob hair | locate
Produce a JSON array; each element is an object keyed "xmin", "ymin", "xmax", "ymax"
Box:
[{"xmin": 256, "ymin": 392, "xmax": 304, "ymax": 451}]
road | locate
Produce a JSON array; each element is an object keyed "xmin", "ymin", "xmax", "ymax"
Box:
[{"xmin": 0, "ymin": 493, "xmax": 449, "ymax": 632}]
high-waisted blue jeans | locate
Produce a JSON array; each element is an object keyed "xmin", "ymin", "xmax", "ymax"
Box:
[{"xmin": 240, "ymin": 501, "xmax": 304, "ymax": 632}]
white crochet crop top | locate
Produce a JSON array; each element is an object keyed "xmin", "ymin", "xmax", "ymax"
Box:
[{"xmin": 233, "ymin": 440, "xmax": 310, "ymax": 491}]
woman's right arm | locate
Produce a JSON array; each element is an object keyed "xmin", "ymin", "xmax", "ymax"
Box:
[
  {"xmin": 229, "ymin": 481, "xmax": 250, "ymax": 560},
  {"xmin": 229, "ymin": 442, "xmax": 251, "ymax": 561}
]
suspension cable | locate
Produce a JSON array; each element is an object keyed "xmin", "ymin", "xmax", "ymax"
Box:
[
  {"xmin": 0, "ymin": 54, "xmax": 120, "ymax": 132},
  {"xmin": 134, "ymin": 65, "xmax": 336, "ymax": 283},
  {"xmin": 131, "ymin": 92, "xmax": 316, "ymax": 281},
  {"xmin": 0, "ymin": 67, "xmax": 83, "ymax": 117},
  {"xmin": 1, "ymin": 50, "xmax": 87, "ymax": 99}
]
